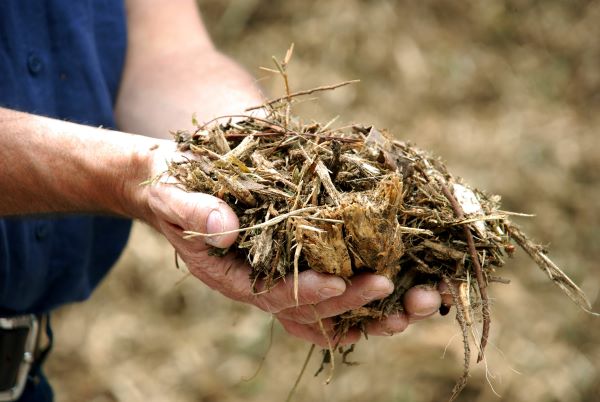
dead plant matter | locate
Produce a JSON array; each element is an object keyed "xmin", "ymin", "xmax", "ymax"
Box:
[{"xmin": 166, "ymin": 53, "xmax": 595, "ymax": 400}]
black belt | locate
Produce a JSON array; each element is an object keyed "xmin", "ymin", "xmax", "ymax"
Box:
[{"xmin": 0, "ymin": 315, "xmax": 43, "ymax": 402}]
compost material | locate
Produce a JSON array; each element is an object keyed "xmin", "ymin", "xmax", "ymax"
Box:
[{"xmin": 167, "ymin": 78, "xmax": 593, "ymax": 400}]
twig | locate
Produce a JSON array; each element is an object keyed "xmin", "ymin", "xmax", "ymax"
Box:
[
  {"xmin": 293, "ymin": 240, "xmax": 302, "ymax": 306},
  {"xmin": 197, "ymin": 114, "xmax": 285, "ymax": 131},
  {"xmin": 408, "ymin": 251, "xmax": 440, "ymax": 274},
  {"xmin": 444, "ymin": 276, "xmax": 471, "ymax": 402},
  {"xmin": 488, "ymin": 276, "xmax": 511, "ymax": 285},
  {"xmin": 400, "ymin": 227, "xmax": 434, "ymax": 236},
  {"xmin": 438, "ymin": 178, "xmax": 490, "ymax": 363},
  {"xmin": 223, "ymin": 129, "xmax": 363, "ymax": 144},
  {"xmin": 311, "ymin": 305, "xmax": 335, "ymax": 384},
  {"xmin": 246, "ymin": 80, "xmax": 360, "ymax": 112},
  {"xmin": 451, "ymin": 214, "xmax": 508, "ymax": 226}
]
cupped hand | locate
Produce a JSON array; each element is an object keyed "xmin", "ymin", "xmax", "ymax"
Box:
[{"xmin": 141, "ymin": 145, "xmax": 443, "ymax": 347}]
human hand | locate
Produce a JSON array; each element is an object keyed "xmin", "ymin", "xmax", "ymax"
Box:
[{"xmin": 139, "ymin": 144, "xmax": 443, "ymax": 347}]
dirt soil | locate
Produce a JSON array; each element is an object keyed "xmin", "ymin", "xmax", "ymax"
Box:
[{"xmin": 46, "ymin": 1, "xmax": 600, "ymax": 401}]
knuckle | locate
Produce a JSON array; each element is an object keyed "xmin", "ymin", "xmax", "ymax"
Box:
[{"xmin": 253, "ymin": 296, "xmax": 278, "ymax": 313}]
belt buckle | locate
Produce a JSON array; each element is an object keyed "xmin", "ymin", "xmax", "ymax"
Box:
[{"xmin": 0, "ymin": 315, "xmax": 39, "ymax": 402}]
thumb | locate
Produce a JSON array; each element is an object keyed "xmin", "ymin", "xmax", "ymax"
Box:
[{"xmin": 147, "ymin": 183, "xmax": 239, "ymax": 249}]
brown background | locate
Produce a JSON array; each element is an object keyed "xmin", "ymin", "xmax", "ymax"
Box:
[{"xmin": 46, "ymin": 1, "xmax": 600, "ymax": 401}]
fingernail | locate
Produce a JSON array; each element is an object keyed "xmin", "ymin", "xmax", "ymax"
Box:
[
  {"xmin": 412, "ymin": 305, "xmax": 440, "ymax": 317},
  {"xmin": 361, "ymin": 288, "xmax": 391, "ymax": 301},
  {"xmin": 318, "ymin": 286, "xmax": 344, "ymax": 299},
  {"xmin": 362, "ymin": 277, "xmax": 393, "ymax": 301},
  {"xmin": 205, "ymin": 209, "xmax": 224, "ymax": 246}
]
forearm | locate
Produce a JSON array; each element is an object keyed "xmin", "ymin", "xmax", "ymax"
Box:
[
  {"xmin": 116, "ymin": 0, "xmax": 264, "ymax": 138},
  {"xmin": 0, "ymin": 107, "xmax": 159, "ymax": 218}
]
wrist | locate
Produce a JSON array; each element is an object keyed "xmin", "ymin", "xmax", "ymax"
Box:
[
  {"xmin": 120, "ymin": 138, "xmax": 175, "ymax": 225},
  {"xmin": 0, "ymin": 108, "xmax": 175, "ymax": 218}
]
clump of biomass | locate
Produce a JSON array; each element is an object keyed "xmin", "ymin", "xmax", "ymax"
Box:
[{"xmin": 167, "ymin": 77, "xmax": 593, "ymax": 400}]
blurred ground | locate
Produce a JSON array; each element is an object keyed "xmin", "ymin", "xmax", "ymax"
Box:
[{"xmin": 46, "ymin": 1, "xmax": 600, "ymax": 401}]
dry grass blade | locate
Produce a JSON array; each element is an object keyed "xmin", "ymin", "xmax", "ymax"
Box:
[
  {"xmin": 506, "ymin": 222, "xmax": 596, "ymax": 314},
  {"xmin": 182, "ymin": 206, "xmax": 318, "ymax": 239}
]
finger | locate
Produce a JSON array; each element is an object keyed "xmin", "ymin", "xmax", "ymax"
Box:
[
  {"xmin": 364, "ymin": 312, "xmax": 409, "ymax": 336},
  {"xmin": 161, "ymin": 223, "xmax": 347, "ymax": 313},
  {"xmin": 277, "ymin": 317, "xmax": 361, "ymax": 348},
  {"xmin": 276, "ymin": 274, "xmax": 393, "ymax": 324},
  {"xmin": 148, "ymin": 184, "xmax": 239, "ymax": 249},
  {"xmin": 159, "ymin": 222, "xmax": 256, "ymax": 301},
  {"xmin": 250, "ymin": 270, "xmax": 347, "ymax": 313},
  {"xmin": 403, "ymin": 284, "xmax": 442, "ymax": 322}
]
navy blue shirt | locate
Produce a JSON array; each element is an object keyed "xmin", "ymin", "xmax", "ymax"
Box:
[
  {"xmin": 0, "ymin": 0, "xmax": 131, "ymax": 317},
  {"xmin": 0, "ymin": 2, "xmax": 135, "ymax": 400}
]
